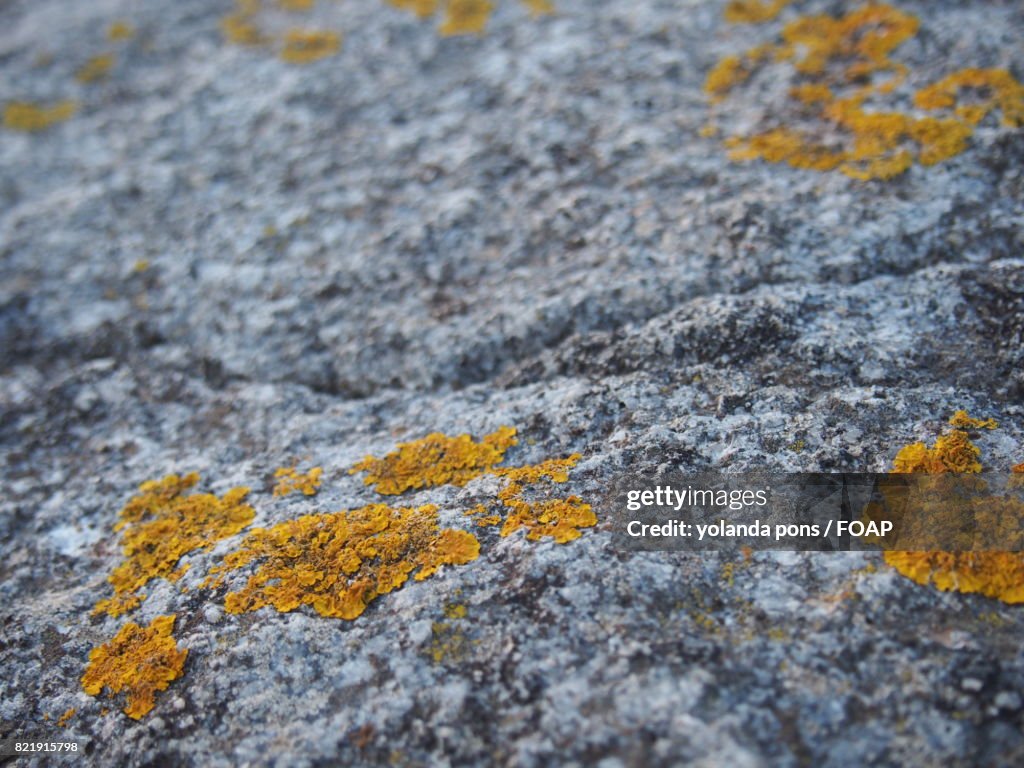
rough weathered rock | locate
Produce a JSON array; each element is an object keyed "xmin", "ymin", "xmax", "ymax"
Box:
[{"xmin": 2, "ymin": 0, "xmax": 1023, "ymax": 765}]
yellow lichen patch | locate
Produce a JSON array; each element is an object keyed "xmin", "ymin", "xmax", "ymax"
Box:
[
  {"xmin": 93, "ymin": 473, "xmax": 255, "ymax": 617},
  {"xmin": 776, "ymin": 4, "xmax": 919, "ymax": 79},
  {"xmin": 724, "ymin": 0, "xmax": 789, "ymax": 25},
  {"xmin": 465, "ymin": 502, "xmax": 503, "ymax": 527},
  {"xmin": 885, "ymin": 552, "xmax": 1024, "ymax": 605},
  {"xmin": 219, "ymin": 504, "xmax": 480, "ymax": 620},
  {"xmin": 75, "ymin": 54, "xmax": 115, "ymax": 84},
  {"xmin": 429, "ymin": 602, "xmax": 471, "ymax": 663},
  {"xmin": 56, "ymin": 708, "xmax": 76, "ymax": 727},
  {"xmin": 444, "ymin": 602, "xmax": 468, "ymax": 619},
  {"xmin": 354, "ymin": 427, "xmax": 594, "ymax": 543},
  {"xmin": 351, "ymin": 426, "xmax": 517, "ymax": 495},
  {"xmin": 488, "ymin": 454, "xmax": 596, "ymax": 543},
  {"xmin": 222, "ymin": 15, "xmax": 269, "ymax": 46},
  {"xmin": 222, "ymin": 0, "xmax": 270, "ymax": 46},
  {"xmin": 94, "ymin": 593, "xmax": 144, "ymax": 618},
  {"xmin": 891, "ymin": 430, "xmax": 983, "ymax": 474},
  {"xmin": 790, "ymin": 82, "xmax": 833, "ymax": 105},
  {"xmin": 273, "ymin": 465, "xmax": 323, "ymax": 496},
  {"xmin": 705, "ymin": 56, "xmax": 749, "ymax": 101},
  {"xmin": 521, "ymin": 0, "xmax": 554, "ymax": 16},
  {"xmin": 81, "ymin": 615, "xmax": 188, "ymax": 720},
  {"xmin": 439, "ymin": 0, "xmax": 494, "ymax": 36},
  {"xmin": 278, "ymin": 0, "xmax": 315, "ymax": 9},
  {"xmin": 386, "ymin": 0, "xmax": 441, "ymax": 18},
  {"xmin": 429, "ymin": 618, "xmax": 470, "ymax": 663},
  {"xmin": 949, "ymin": 410, "xmax": 998, "ymax": 431},
  {"xmin": 725, "ymin": 128, "xmax": 845, "ymax": 171},
  {"xmin": 477, "ymin": 513, "xmax": 503, "ymax": 527},
  {"xmin": 386, "ymin": 0, "xmax": 548, "ymax": 33},
  {"xmin": 2, "ymin": 101, "xmax": 77, "ymax": 132},
  {"xmin": 704, "ymin": 45, "xmax": 774, "ymax": 102},
  {"xmin": 882, "ymin": 412, "xmax": 1024, "ymax": 604},
  {"xmin": 1013, "ymin": 463, "xmax": 1024, "ymax": 490},
  {"xmin": 279, "ymin": 29, "xmax": 341, "ymax": 64},
  {"xmin": 493, "ymin": 454, "xmax": 580, "ymax": 486},
  {"xmin": 915, "ymin": 68, "xmax": 1024, "ymax": 128},
  {"xmin": 706, "ymin": 4, "xmax": 1024, "ymax": 179},
  {"xmin": 500, "ymin": 495, "xmax": 595, "ymax": 543},
  {"xmin": 107, "ymin": 21, "xmax": 135, "ymax": 41}
]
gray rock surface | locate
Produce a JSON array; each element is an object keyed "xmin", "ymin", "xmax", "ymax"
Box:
[{"xmin": 2, "ymin": 0, "xmax": 1023, "ymax": 765}]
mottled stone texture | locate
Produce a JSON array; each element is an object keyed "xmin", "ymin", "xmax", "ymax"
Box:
[{"xmin": 2, "ymin": 0, "xmax": 1023, "ymax": 765}]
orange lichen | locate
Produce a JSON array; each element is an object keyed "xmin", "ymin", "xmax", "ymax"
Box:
[
  {"xmin": 885, "ymin": 551, "xmax": 1024, "ymax": 605},
  {"xmin": 352, "ymin": 427, "xmax": 593, "ymax": 542},
  {"xmin": 429, "ymin": 612, "xmax": 470, "ymax": 663},
  {"xmin": 386, "ymin": 0, "xmax": 550, "ymax": 33},
  {"xmin": 278, "ymin": 0, "xmax": 316, "ymax": 9},
  {"xmin": 819, "ymin": 95, "xmax": 975, "ymax": 173},
  {"xmin": 790, "ymin": 82, "xmax": 833, "ymax": 105},
  {"xmin": 273, "ymin": 465, "xmax": 323, "ymax": 497},
  {"xmin": 706, "ymin": 4, "xmax": 1024, "ymax": 179},
  {"xmin": 883, "ymin": 412, "xmax": 1024, "ymax": 604},
  {"xmin": 725, "ymin": 128, "xmax": 845, "ymax": 171},
  {"xmin": 705, "ymin": 56, "xmax": 748, "ymax": 102},
  {"xmin": 704, "ymin": 44, "xmax": 774, "ymax": 102},
  {"xmin": 81, "ymin": 615, "xmax": 188, "ymax": 720},
  {"xmin": 209, "ymin": 427, "xmax": 590, "ymax": 625},
  {"xmin": 56, "ymin": 708, "xmax": 76, "ymax": 727},
  {"xmin": 107, "ymin": 21, "xmax": 135, "ymax": 41},
  {"xmin": 280, "ymin": 29, "xmax": 341, "ymax": 64},
  {"xmin": 522, "ymin": 0, "xmax": 554, "ymax": 16},
  {"xmin": 948, "ymin": 410, "xmax": 998, "ymax": 431},
  {"xmin": 774, "ymin": 4, "xmax": 918, "ymax": 79},
  {"xmin": 491, "ymin": 455, "xmax": 596, "ymax": 543},
  {"xmin": 351, "ymin": 426, "xmax": 517, "ymax": 495},
  {"xmin": 386, "ymin": 0, "xmax": 441, "ymax": 18},
  {"xmin": 465, "ymin": 503, "xmax": 502, "ymax": 527},
  {"xmin": 75, "ymin": 54, "xmax": 115, "ymax": 84},
  {"xmin": 93, "ymin": 473, "xmax": 255, "ymax": 617},
  {"xmin": 222, "ymin": 0, "xmax": 270, "ymax": 46},
  {"xmin": 1012, "ymin": 463, "xmax": 1024, "ymax": 491},
  {"xmin": 439, "ymin": 0, "xmax": 494, "ymax": 36},
  {"xmin": 222, "ymin": 16, "xmax": 268, "ymax": 46},
  {"xmin": 493, "ymin": 454, "xmax": 580, "ymax": 486},
  {"xmin": 891, "ymin": 430, "xmax": 983, "ymax": 474},
  {"xmin": 915, "ymin": 68, "xmax": 1024, "ymax": 128},
  {"xmin": 444, "ymin": 602, "xmax": 468, "ymax": 619},
  {"xmin": 499, "ymin": 495, "xmax": 595, "ymax": 543},
  {"xmin": 2, "ymin": 101, "xmax": 77, "ymax": 132},
  {"xmin": 219, "ymin": 504, "xmax": 480, "ymax": 620},
  {"xmin": 724, "ymin": 0, "xmax": 789, "ymax": 24}
]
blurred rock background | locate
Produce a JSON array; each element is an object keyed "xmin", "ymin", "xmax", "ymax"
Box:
[{"xmin": 1, "ymin": 0, "xmax": 1023, "ymax": 765}]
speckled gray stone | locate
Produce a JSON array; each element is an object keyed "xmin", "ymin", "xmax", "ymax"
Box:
[{"xmin": 2, "ymin": 0, "xmax": 1023, "ymax": 766}]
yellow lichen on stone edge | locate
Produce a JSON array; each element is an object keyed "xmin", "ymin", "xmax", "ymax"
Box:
[
  {"xmin": 273, "ymin": 465, "xmax": 323, "ymax": 497},
  {"xmin": 3, "ymin": 101, "xmax": 78, "ymax": 132},
  {"xmin": 351, "ymin": 426, "xmax": 518, "ymax": 495},
  {"xmin": 218, "ymin": 504, "xmax": 480, "ymax": 620},
  {"xmin": 884, "ymin": 412, "xmax": 1024, "ymax": 604},
  {"xmin": 81, "ymin": 615, "xmax": 188, "ymax": 720},
  {"xmin": 93, "ymin": 473, "xmax": 255, "ymax": 617},
  {"xmin": 705, "ymin": 4, "xmax": 1024, "ymax": 180},
  {"xmin": 724, "ymin": 0, "xmax": 790, "ymax": 25}
]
